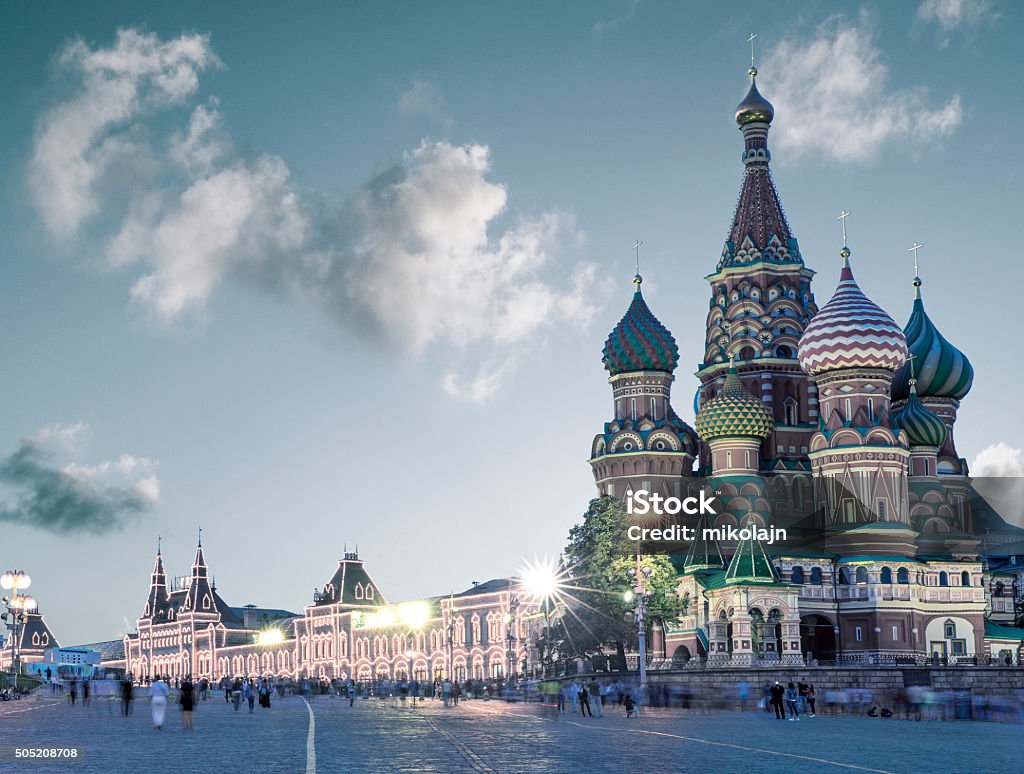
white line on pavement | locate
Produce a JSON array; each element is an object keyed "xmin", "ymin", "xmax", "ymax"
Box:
[{"xmin": 302, "ymin": 698, "xmax": 316, "ymax": 774}]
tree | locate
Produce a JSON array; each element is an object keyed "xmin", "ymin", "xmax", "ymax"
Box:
[{"xmin": 557, "ymin": 496, "xmax": 686, "ymax": 666}]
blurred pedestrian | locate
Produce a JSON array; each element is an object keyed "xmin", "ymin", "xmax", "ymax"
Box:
[
  {"xmin": 245, "ymin": 679, "xmax": 255, "ymax": 713},
  {"xmin": 180, "ymin": 677, "xmax": 195, "ymax": 730},
  {"xmin": 589, "ymin": 679, "xmax": 603, "ymax": 717},
  {"xmin": 120, "ymin": 678, "xmax": 133, "ymax": 717},
  {"xmin": 150, "ymin": 677, "xmax": 169, "ymax": 730},
  {"xmin": 770, "ymin": 681, "xmax": 784, "ymax": 720},
  {"xmin": 785, "ymin": 682, "xmax": 799, "ymax": 721},
  {"xmin": 580, "ymin": 684, "xmax": 593, "ymax": 717}
]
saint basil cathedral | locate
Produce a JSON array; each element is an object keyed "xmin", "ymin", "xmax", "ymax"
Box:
[{"xmin": 590, "ymin": 66, "xmax": 1024, "ymax": 666}]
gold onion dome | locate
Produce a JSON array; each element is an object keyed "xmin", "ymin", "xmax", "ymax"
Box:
[
  {"xmin": 695, "ymin": 361, "xmax": 774, "ymax": 440},
  {"xmin": 735, "ymin": 68, "xmax": 774, "ymax": 126}
]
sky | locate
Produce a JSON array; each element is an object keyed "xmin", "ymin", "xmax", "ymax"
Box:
[{"xmin": 1, "ymin": 0, "xmax": 1021, "ymax": 644}]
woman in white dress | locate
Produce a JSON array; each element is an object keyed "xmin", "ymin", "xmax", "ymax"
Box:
[{"xmin": 150, "ymin": 677, "xmax": 170, "ymax": 730}]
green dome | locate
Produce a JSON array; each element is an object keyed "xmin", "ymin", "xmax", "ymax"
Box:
[
  {"xmin": 892, "ymin": 284, "xmax": 973, "ymax": 401},
  {"xmin": 602, "ymin": 276, "xmax": 679, "ymax": 375},
  {"xmin": 894, "ymin": 382, "xmax": 948, "ymax": 448},
  {"xmin": 695, "ymin": 363, "xmax": 774, "ymax": 441}
]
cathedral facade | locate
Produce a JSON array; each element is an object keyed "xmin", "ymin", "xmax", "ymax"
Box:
[{"xmin": 591, "ymin": 66, "xmax": 1024, "ymax": 667}]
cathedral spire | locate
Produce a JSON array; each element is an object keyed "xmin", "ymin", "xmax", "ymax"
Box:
[{"xmin": 145, "ymin": 538, "xmax": 168, "ymax": 619}]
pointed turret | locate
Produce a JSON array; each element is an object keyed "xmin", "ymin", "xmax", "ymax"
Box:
[
  {"xmin": 725, "ymin": 517, "xmax": 777, "ymax": 584},
  {"xmin": 182, "ymin": 534, "xmax": 215, "ymax": 614},
  {"xmin": 684, "ymin": 511, "xmax": 725, "ymax": 571},
  {"xmin": 144, "ymin": 539, "xmax": 169, "ymax": 619}
]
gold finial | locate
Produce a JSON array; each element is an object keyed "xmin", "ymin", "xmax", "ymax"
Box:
[
  {"xmin": 908, "ymin": 242, "xmax": 924, "ymax": 291},
  {"xmin": 837, "ymin": 210, "xmax": 852, "ymax": 263},
  {"xmin": 747, "ymin": 32, "xmax": 758, "ymax": 77},
  {"xmin": 632, "ymin": 240, "xmax": 643, "ymax": 288}
]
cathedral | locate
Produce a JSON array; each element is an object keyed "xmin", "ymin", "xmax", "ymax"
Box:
[{"xmin": 590, "ymin": 64, "xmax": 1024, "ymax": 667}]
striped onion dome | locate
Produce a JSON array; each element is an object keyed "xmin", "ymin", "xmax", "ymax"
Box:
[
  {"xmin": 891, "ymin": 280, "xmax": 974, "ymax": 401},
  {"xmin": 695, "ymin": 362, "xmax": 773, "ymax": 440},
  {"xmin": 894, "ymin": 381, "xmax": 948, "ymax": 448},
  {"xmin": 603, "ymin": 275, "xmax": 679, "ymax": 375},
  {"xmin": 798, "ymin": 251, "xmax": 908, "ymax": 376}
]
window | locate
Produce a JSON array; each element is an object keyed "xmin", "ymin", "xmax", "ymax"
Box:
[
  {"xmin": 744, "ymin": 450, "xmax": 751, "ymax": 469},
  {"xmin": 876, "ymin": 499, "xmax": 887, "ymax": 521},
  {"xmin": 855, "ymin": 567, "xmax": 868, "ymax": 584},
  {"xmin": 939, "ymin": 572, "xmax": 949, "ymax": 587},
  {"xmin": 791, "ymin": 566, "xmax": 804, "ymax": 584},
  {"xmin": 839, "ymin": 567, "xmax": 852, "ymax": 585},
  {"xmin": 892, "ymin": 625, "xmax": 899, "ymax": 641},
  {"xmin": 726, "ymin": 451, "xmax": 733, "ymax": 468},
  {"xmin": 944, "ymin": 620, "xmax": 956, "ymax": 639},
  {"xmin": 897, "ymin": 568, "xmax": 909, "ymax": 584},
  {"xmin": 784, "ymin": 400, "xmax": 797, "ymax": 426},
  {"xmin": 650, "ymin": 397, "xmax": 657, "ymax": 420},
  {"xmin": 855, "ymin": 626, "xmax": 863, "ymax": 642},
  {"xmin": 631, "ymin": 398, "xmax": 637, "ymax": 422},
  {"xmin": 810, "ymin": 567, "xmax": 822, "ymax": 585},
  {"xmin": 880, "ymin": 567, "xmax": 892, "ymax": 584},
  {"xmin": 845, "ymin": 398, "xmax": 852, "ymax": 420},
  {"xmin": 961, "ymin": 571, "xmax": 970, "ymax": 587}
]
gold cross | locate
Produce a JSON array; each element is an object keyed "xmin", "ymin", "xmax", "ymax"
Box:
[
  {"xmin": 837, "ymin": 210, "xmax": 852, "ymax": 247},
  {"xmin": 908, "ymin": 242, "xmax": 924, "ymax": 277}
]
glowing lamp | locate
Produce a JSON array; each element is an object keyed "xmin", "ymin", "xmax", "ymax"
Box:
[
  {"xmin": 257, "ymin": 629, "xmax": 284, "ymax": 645},
  {"xmin": 22, "ymin": 596, "xmax": 36, "ymax": 612},
  {"xmin": 16, "ymin": 572, "xmax": 30, "ymax": 590},
  {"xmin": 0, "ymin": 572, "xmax": 13, "ymax": 590},
  {"xmin": 398, "ymin": 601, "xmax": 430, "ymax": 629}
]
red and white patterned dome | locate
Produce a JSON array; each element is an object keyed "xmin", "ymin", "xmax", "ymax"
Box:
[{"xmin": 798, "ymin": 254, "xmax": 908, "ymax": 376}]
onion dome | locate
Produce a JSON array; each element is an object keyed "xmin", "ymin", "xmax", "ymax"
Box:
[
  {"xmin": 603, "ymin": 275, "xmax": 679, "ymax": 375},
  {"xmin": 894, "ymin": 381, "xmax": 948, "ymax": 448},
  {"xmin": 798, "ymin": 251, "xmax": 908, "ymax": 376},
  {"xmin": 735, "ymin": 69, "xmax": 774, "ymax": 127},
  {"xmin": 695, "ymin": 361, "xmax": 774, "ymax": 440},
  {"xmin": 891, "ymin": 279, "xmax": 973, "ymax": 401}
]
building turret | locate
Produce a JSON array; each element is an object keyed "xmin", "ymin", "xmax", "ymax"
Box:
[
  {"xmin": 698, "ymin": 63, "xmax": 818, "ymax": 499},
  {"xmin": 144, "ymin": 539, "xmax": 169, "ymax": 620},
  {"xmin": 891, "ymin": 272, "xmax": 974, "ymax": 474},
  {"xmin": 591, "ymin": 274, "xmax": 697, "ymax": 499},
  {"xmin": 683, "ymin": 511, "xmax": 725, "ymax": 571},
  {"xmin": 799, "ymin": 243, "xmax": 913, "ymax": 536},
  {"xmin": 182, "ymin": 534, "xmax": 216, "ymax": 615}
]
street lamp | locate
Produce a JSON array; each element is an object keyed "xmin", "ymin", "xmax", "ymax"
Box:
[
  {"xmin": 1, "ymin": 570, "xmax": 34, "ymax": 688},
  {"xmin": 628, "ymin": 564, "xmax": 653, "ymax": 693},
  {"xmin": 504, "ymin": 594, "xmax": 520, "ymax": 685}
]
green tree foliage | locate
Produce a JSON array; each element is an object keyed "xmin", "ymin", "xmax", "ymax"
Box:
[{"xmin": 556, "ymin": 496, "xmax": 686, "ymax": 661}]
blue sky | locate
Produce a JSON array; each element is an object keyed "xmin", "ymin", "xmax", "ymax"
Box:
[{"xmin": 1, "ymin": 0, "xmax": 1020, "ymax": 643}]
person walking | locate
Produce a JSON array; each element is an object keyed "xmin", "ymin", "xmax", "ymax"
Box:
[
  {"xmin": 180, "ymin": 677, "xmax": 195, "ymax": 730},
  {"xmin": 120, "ymin": 678, "xmax": 133, "ymax": 717},
  {"xmin": 589, "ymin": 679, "xmax": 603, "ymax": 717},
  {"xmin": 807, "ymin": 684, "xmax": 816, "ymax": 717},
  {"xmin": 150, "ymin": 677, "xmax": 170, "ymax": 730},
  {"xmin": 785, "ymin": 682, "xmax": 800, "ymax": 721},
  {"xmin": 769, "ymin": 681, "xmax": 785, "ymax": 720},
  {"xmin": 347, "ymin": 679, "xmax": 356, "ymax": 707},
  {"xmin": 245, "ymin": 679, "xmax": 256, "ymax": 713},
  {"xmin": 580, "ymin": 684, "xmax": 593, "ymax": 717},
  {"xmin": 232, "ymin": 677, "xmax": 243, "ymax": 711},
  {"xmin": 568, "ymin": 681, "xmax": 580, "ymax": 715},
  {"xmin": 68, "ymin": 679, "xmax": 77, "ymax": 706},
  {"xmin": 82, "ymin": 679, "xmax": 90, "ymax": 707}
]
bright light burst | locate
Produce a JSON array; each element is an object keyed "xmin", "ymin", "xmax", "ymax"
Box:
[
  {"xmin": 256, "ymin": 629, "xmax": 284, "ymax": 645},
  {"xmin": 517, "ymin": 555, "xmax": 568, "ymax": 605}
]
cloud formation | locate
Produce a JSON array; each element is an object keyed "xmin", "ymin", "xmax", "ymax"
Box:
[
  {"xmin": 763, "ymin": 15, "xmax": 963, "ymax": 163},
  {"xmin": 0, "ymin": 423, "xmax": 159, "ymax": 534},
  {"xmin": 397, "ymin": 77, "xmax": 452, "ymax": 127},
  {"xmin": 592, "ymin": 0, "xmax": 642, "ymax": 37},
  {"xmin": 918, "ymin": 0, "xmax": 995, "ymax": 31},
  {"xmin": 971, "ymin": 442, "xmax": 1024, "ymax": 477},
  {"xmin": 28, "ymin": 29, "xmax": 594, "ymax": 401}
]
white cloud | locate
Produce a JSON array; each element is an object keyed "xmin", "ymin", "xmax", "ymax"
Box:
[
  {"xmin": 443, "ymin": 360, "xmax": 514, "ymax": 404},
  {"xmin": 763, "ymin": 15, "xmax": 963, "ymax": 163},
  {"xmin": 918, "ymin": 0, "xmax": 995, "ymax": 31},
  {"xmin": 28, "ymin": 30, "xmax": 594, "ymax": 402},
  {"xmin": 397, "ymin": 77, "xmax": 451, "ymax": 127},
  {"xmin": 592, "ymin": 0, "xmax": 642, "ymax": 36},
  {"xmin": 971, "ymin": 443, "xmax": 1024, "ymax": 477}
]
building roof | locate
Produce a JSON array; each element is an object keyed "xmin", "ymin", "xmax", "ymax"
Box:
[
  {"xmin": 314, "ymin": 554, "xmax": 386, "ymax": 608},
  {"xmin": 683, "ymin": 512, "xmax": 725, "ymax": 571},
  {"xmin": 735, "ymin": 73, "xmax": 774, "ymax": 127},
  {"xmin": 894, "ymin": 382, "xmax": 948, "ymax": 448},
  {"xmin": 798, "ymin": 252, "xmax": 908, "ymax": 376},
  {"xmin": 602, "ymin": 276, "xmax": 679, "ymax": 376},
  {"xmin": 985, "ymin": 622, "xmax": 1024, "ymax": 642},
  {"xmin": 725, "ymin": 525, "xmax": 779, "ymax": 585},
  {"xmin": 891, "ymin": 280, "xmax": 973, "ymax": 401},
  {"xmin": 67, "ymin": 640, "xmax": 126, "ymax": 662},
  {"xmin": 452, "ymin": 578, "xmax": 514, "ymax": 598},
  {"xmin": 695, "ymin": 362, "xmax": 773, "ymax": 441}
]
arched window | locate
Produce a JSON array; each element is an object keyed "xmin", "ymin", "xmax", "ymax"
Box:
[
  {"xmin": 810, "ymin": 567, "xmax": 822, "ymax": 585},
  {"xmin": 961, "ymin": 571, "xmax": 970, "ymax": 587},
  {"xmin": 790, "ymin": 566, "xmax": 804, "ymax": 584},
  {"xmin": 839, "ymin": 567, "xmax": 852, "ymax": 585},
  {"xmin": 939, "ymin": 571, "xmax": 948, "ymax": 587},
  {"xmin": 880, "ymin": 567, "xmax": 892, "ymax": 584},
  {"xmin": 855, "ymin": 567, "xmax": 868, "ymax": 584},
  {"xmin": 897, "ymin": 567, "xmax": 909, "ymax": 584}
]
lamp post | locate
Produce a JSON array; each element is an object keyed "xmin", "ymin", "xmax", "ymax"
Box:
[
  {"xmin": 1, "ymin": 570, "xmax": 36, "ymax": 688},
  {"xmin": 504, "ymin": 595, "xmax": 520, "ymax": 685},
  {"xmin": 627, "ymin": 564, "xmax": 653, "ymax": 693}
]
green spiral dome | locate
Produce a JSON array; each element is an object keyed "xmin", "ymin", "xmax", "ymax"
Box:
[{"xmin": 695, "ymin": 364, "xmax": 774, "ymax": 441}]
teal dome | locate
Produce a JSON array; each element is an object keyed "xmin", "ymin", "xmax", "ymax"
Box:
[
  {"xmin": 602, "ymin": 276, "xmax": 679, "ymax": 375},
  {"xmin": 894, "ymin": 382, "xmax": 948, "ymax": 448},
  {"xmin": 892, "ymin": 284, "xmax": 973, "ymax": 401}
]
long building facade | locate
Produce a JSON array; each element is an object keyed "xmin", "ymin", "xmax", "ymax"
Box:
[
  {"xmin": 122, "ymin": 543, "xmax": 534, "ymax": 683},
  {"xmin": 591, "ymin": 64, "xmax": 1024, "ymax": 667}
]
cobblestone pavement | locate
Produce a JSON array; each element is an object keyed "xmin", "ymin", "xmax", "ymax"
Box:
[{"xmin": 0, "ymin": 693, "xmax": 1018, "ymax": 773}]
